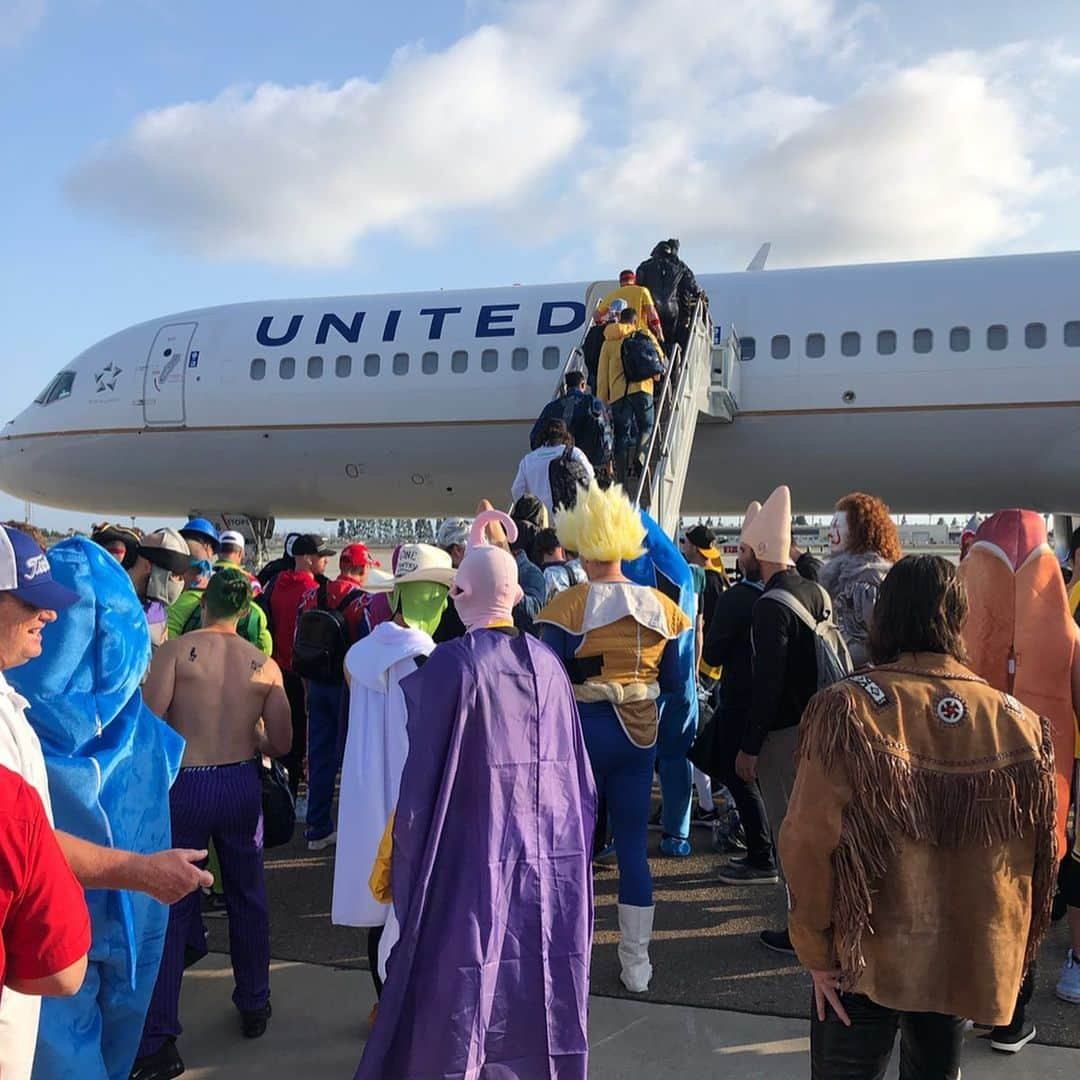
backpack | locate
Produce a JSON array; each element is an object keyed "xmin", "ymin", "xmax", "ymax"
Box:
[
  {"xmin": 291, "ymin": 581, "xmax": 363, "ymax": 683},
  {"xmin": 570, "ymin": 397, "xmax": 612, "ymax": 467},
  {"xmin": 620, "ymin": 331, "xmax": 665, "ymax": 384},
  {"xmin": 548, "ymin": 446, "xmax": 592, "ymax": 512},
  {"xmin": 759, "ymin": 583, "xmax": 853, "ymax": 691}
]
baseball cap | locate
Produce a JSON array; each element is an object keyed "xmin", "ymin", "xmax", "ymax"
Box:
[
  {"xmin": 340, "ymin": 543, "xmax": 379, "ymax": 568},
  {"xmin": 219, "ymin": 530, "xmax": 246, "ymax": 551},
  {"xmin": 619, "ymin": 269, "xmax": 636, "ymax": 284},
  {"xmin": 436, "ymin": 517, "xmax": 472, "ymax": 550},
  {"xmin": 292, "ymin": 534, "xmax": 336, "ymax": 557},
  {"xmin": 0, "ymin": 526, "xmax": 79, "ymax": 611},
  {"xmin": 685, "ymin": 524, "xmax": 720, "ymax": 559}
]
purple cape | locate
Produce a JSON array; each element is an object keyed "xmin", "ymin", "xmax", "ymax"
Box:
[{"xmin": 356, "ymin": 628, "xmax": 596, "ymax": 1080}]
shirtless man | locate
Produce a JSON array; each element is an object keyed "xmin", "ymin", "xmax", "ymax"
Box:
[{"xmin": 132, "ymin": 570, "xmax": 291, "ymax": 1080}]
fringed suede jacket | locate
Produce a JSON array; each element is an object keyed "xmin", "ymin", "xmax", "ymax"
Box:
[{"xmin": 779, "ymin": 652, "xmax": 1057, "ymax": 1026}]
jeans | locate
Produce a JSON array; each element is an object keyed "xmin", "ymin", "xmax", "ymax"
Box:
[
  {"xmin": 579, "ymin": 701, "xmax": 655, "ymax": 906},
  {"xmin": 714, "ymin": 704, "xmax": 774, "ymax": 868},
  {"xmin": 811, "ymin": 992, "xmax": 964, "ymax": 1079},
  {"xmin": 305, "ymin": 679, "xmax": 344, "ymax": 840},
  {"xmin": 611, "ymin": 392, "xmax": 655, "ymax": 481}
]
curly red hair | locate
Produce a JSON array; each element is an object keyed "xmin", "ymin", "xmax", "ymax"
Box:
[{"xmin": 835, "ymin": 493, "xmax": 902, "ymax": 563}]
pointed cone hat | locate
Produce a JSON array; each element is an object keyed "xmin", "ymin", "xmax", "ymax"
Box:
[
  {"xmin": 741, "ymin": 485, "xmax": 793, "ymax": 565},
  {"xmin": 739, "ymin": 501, "xmax": 762, "ymax": 542}
]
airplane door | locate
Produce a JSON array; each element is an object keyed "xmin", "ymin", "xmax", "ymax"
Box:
[{"xmin": 143, "ymin": 323, "xmax": 196, "ymax": 426}]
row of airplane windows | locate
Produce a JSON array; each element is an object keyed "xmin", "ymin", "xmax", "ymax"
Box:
[
  {"xmin": 739, "ymin": 320, "xmax": 1080, "ymax": 360},
  {"xmin": 248, "ymin": 346, "xmax": 564, "ymax": 382}
]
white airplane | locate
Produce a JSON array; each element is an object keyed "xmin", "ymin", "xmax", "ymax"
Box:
[{"xmin": 3, "ymin": 248, "xmax": 1079, "ymax": 547}]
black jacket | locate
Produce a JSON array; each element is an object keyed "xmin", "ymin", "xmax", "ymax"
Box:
[
  {"xmin": 634, "ymin": 253, "xmax": 701, "ymax": 325},
  {"xmin": 529, "ymin": 389, "xmax": 613, "ymax": 468},
  {"xmin": 702, "ymin": 579, "xmax": 764, "ymax": 736},
  {"xmin": 743, "ymin": 567, "xmax": 826, "ymax": 755}
]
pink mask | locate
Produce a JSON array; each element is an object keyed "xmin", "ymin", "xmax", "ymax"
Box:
[{"xmin": 451, "ymin": 511, "xmax": 525, "ymax": 632}]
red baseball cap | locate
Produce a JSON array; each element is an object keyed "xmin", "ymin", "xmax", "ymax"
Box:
[
  {"xmin": 619, "ymin": 269, "xmax": 636, "ymax": 284},
  {"xmin": 340, "ymin": 543, "xmax": 379, "ymax": 568}
]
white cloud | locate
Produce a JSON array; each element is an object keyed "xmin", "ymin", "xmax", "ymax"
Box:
[
  {"xmin": 65, "ymin": 1, "xmax": 1078, "ymax": 269},
  {"xmin": 67, "ymin": 24, "xmax": 585, "ymax": 265},
  {"xmin": 0, "ymin": 0, "xmax": 46, "ymax": 47}
]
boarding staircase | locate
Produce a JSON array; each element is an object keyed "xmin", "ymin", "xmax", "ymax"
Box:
[{"xmin": 555, "ymin": 282, "xmax": 741, "ymax": 537}]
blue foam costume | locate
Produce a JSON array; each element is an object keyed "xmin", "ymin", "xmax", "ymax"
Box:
[
  {"xmin": 622, "ymin": 512, "xmax": 698, "ymax": 843},
  {"xmin": 8, "ymin": 538, "xmax": 184, "ymax": 1080}
]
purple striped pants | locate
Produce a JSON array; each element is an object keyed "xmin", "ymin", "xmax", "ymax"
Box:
[{"xmin": 138, "ymin": 759, "xmax": 270, "ymax": 1055}]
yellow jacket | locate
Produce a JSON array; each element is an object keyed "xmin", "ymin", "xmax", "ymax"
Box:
[
  {"xmin": 597, "ymin": 322, "xmax": 663, "ymax": 404},
  {"xmin": 595, "ymin": 284, "xmax": 662, "ymax": 338}
]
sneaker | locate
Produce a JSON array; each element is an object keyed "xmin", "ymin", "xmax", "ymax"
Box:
[
  {"xmin": 294, "ymin": 794, "xmax": 309, "ymax": 824},
  {"xmin": 659, "ymin": 835, "xmax": 692, "ymax": 857},
  {"xmin": 592, "ymin": 841, "xmax": 617, "ymax": 866},
  {"xmin": 240, "ymin": 1001, "xmax": 272, "ymax": 1039},
  {"xmin": 1057, "ymin": 949, "xmax": 1080, "ymax": 1004},
  {"xmin": 759, "ymin": 928, "xmax": 795, "ymax": 955},
  {"xmin": 984, "ymin": 1018, "xmax": 1036, "ymax": 1053},
  {"xmin": 306, "ymin": 830, "xmax": 337, "ymax": 852},
  {"xmin": 129, "ymin": 1039, "xmax": 184, "ymax": 1080},
  {"xmin": 717, "ymin": 863, "xmax": 779, "ymax": 886}
]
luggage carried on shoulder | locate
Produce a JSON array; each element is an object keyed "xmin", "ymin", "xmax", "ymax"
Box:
[
  {"xmin": 758, "ymin": 583, "xmax": 853, "ymax": 689},
  {"xmin": 291, "ymin": 581, "xmax": 362, "ymax": 683},
  {"xmin": 620, "ymin": 331, "xmax": 665, "ymax": 384}
]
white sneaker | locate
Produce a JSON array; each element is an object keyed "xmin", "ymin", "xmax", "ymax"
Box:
[{"xmin": 307, "ymin": 831, "xmax": 337, "ymax": 852}]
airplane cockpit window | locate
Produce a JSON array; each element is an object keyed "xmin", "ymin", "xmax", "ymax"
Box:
[
  {"xmin": 542, "ymin": 347, "xmax": 561, "ymax": 370},
  {"xmin": 335, "ymin": 355, "xmax": 352, "ymax": 377},
  {"xmin": 35, "ymin": 370, "xmax": 76, "ymax": 405},
  {"xmin": 279, "ymin": 356, "xmax": 296, "ymax": 380},
  {"xmin": 949, "ymin": 327, "xmax": 970, "ymax": 352},
  {"xmin": 422, "ymin": 351, "xmax": 439, "ymax": 374},
  {"xmin": 250, "ymin": 358, "xmax": 266, "ymax": 381},
  {"xmin": 738, "ymin": 337, "xmax": 756, "ymax": 360},
  {"xmin": 877, "ymin": 330, "xmax": 897, "ymax": 355},
  {"xmin": 806, "ymin": 333, "xmax": 825, "ymax": 359},
  {"xmin": 987, "ymin": 324, "xmax": 1008, "ymax": 351},
  {"xmin": 364, "ymin": 354, "xmax": 381, "ymax": 377},
  {"xmin": 1025, "ymin": 322, "xmax": 1046, "ymax": 349},
  {"xmin": 481, "ymin": 349, "xmax": 498, "ymax": 373},
  {"xmin": 451, "ymin": 350, "xmax": 469, "ymax": 374},
  {"xmin": 511, "ymin": 347, "xmax": 529, "ymax": 371},
  {"xmin": 393, "ymin": 353, "xmax": 410, "ymax": 376},
  {"xmin": 307, "ymin": 356, "xmax": 324, "ymax": 379},
  {"xmin": 841, "ymin": 332, "xmax": 860, "ymax": 357},
  {"xmin": 1065, "ymin": 321, "xmax": 1080, "ymax": 347},
  {"xmin": 771, "ymin": 335, "xmax": 790, "ymax": 360},
  {"xmin": 913, "ymin": 328, "xmax": 933, "ymax": 354}
]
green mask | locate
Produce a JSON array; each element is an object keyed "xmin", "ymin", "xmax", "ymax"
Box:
[{"xmin": 392, "ymin": 581, "xmax": 450, "ymax": 636}]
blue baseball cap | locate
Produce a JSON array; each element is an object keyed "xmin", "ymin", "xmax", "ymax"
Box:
[{"xmin": 0, "ymin": 526, "xmax": 79, "ymax": 611}]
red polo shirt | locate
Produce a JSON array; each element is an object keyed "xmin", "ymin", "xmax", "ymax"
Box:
[{"xmin": 0, "ymin": 765, "xmax": 90, "ymax": 994}]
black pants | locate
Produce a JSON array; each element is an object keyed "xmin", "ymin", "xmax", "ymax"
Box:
[
  {"xmin": 367, "ymin": 924, "xmax": 384, "ymax": 998},
  {"xmin": 714, "ymin": 703, "xmax": 774, "ymax": 868},
  {"xmin": 811, "ymin": 992, "xmax": 963, "ymax": 1080},
  {"xmin": 280, "ymin": 669, "xmax": 307, "ymax": 798}
]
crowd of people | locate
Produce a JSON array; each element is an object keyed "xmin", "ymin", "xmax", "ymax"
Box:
[{"xmin": 0, "ymin": 245, "xmax": 1077, "ymax": 1080}]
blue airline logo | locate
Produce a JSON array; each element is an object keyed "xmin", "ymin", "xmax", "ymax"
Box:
[{"xmin": 255, "ymin": 301, "xmax": 586, "ymax": 348}]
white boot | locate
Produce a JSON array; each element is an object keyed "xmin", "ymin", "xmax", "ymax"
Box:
[{"xmin": 617, "ymin": 904, "xmax": 655, "ymax": 993}]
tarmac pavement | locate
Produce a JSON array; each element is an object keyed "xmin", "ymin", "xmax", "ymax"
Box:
[{"xmin": 199, "ymin": 820, "xmax": 1080, "ymax": 1070}]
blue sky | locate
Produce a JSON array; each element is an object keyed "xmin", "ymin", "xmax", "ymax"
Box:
[{"xmin": 3, "ymin": 0, "xmax": 1080, "ymax": 532}]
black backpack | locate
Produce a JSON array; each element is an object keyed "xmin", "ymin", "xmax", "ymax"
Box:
[
  {"xmin": 620, "ymin": 331, "xmax": 665, "ymax": 383},
  {"xmin": 548, "ymin": 446, "xmax": 592, "ymax": 512},
  {"xmin": 291, "ymin": 581, "xmax": 362, "ymax": 683}
]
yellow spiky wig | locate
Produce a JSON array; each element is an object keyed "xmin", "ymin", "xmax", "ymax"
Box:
[{"xmin": 554, "ymin": 483, "xmax": 646, "ymax": 563}]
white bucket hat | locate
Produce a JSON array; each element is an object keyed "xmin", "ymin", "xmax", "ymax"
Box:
[{"xmin": 363, "ymin": 543, "xmax": 456, "ymax": 592}]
